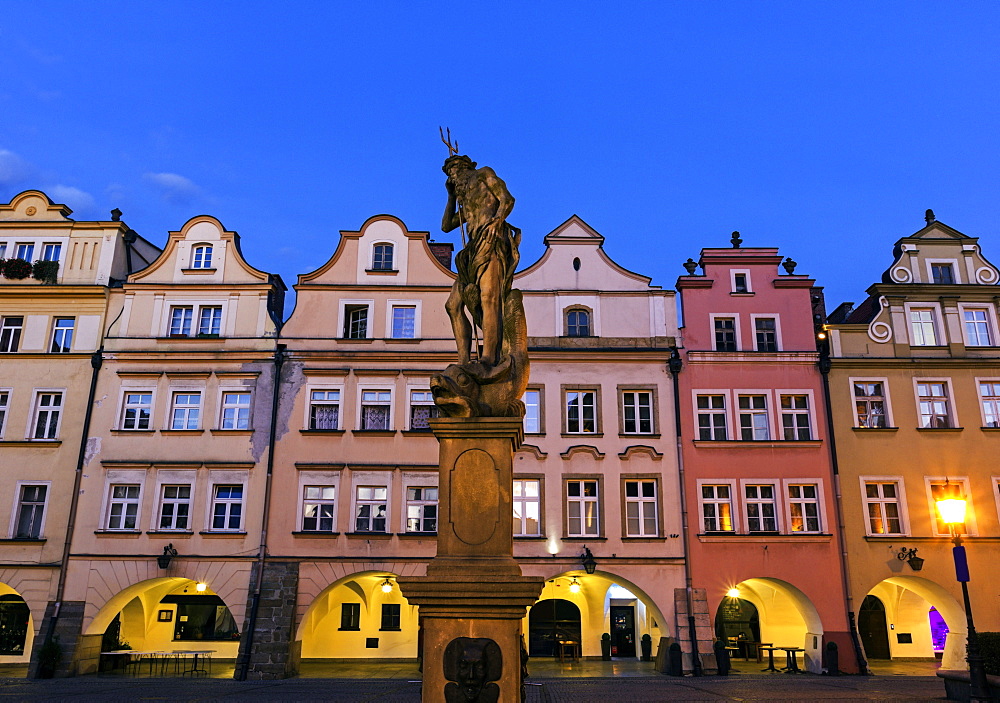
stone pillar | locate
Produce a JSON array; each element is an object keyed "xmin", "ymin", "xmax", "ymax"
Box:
[
  {"xmin": 235, "ymin": 560, "xmax": 300, "ymax": 680},
  {"xmin": 673, "ymin": 588, "xmax": 716, "ymax": 674},
  {"xmin": 28, "ymin": 601, "xmax": 87, "ymax": 678},
  {"xmin": 398, "ymin": 418, "xmax": 544, "ymax": 703}
]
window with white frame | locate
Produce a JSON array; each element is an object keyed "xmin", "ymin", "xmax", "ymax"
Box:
[
  {"xmin": 864, "ymin": 481, "xmax": 904, "ymax": 535},
  {"xmin": 696, "ymin": 395, "xmax": 727, "ymax": 440},
  {"xmin": 354, "ymin": 486, "xmax": 387, "ymax": 532},
  {"xmin": 929, "ymin": 480, "xmax": 968, "ymax": 536},
  {"xmin": 787, "ymin": 484, "xmax": 821, "ymax": 533},
  {"xmin": 566, "ymin": 479, "xmax": 599, "ymax": 537},
  {"xmin": 963, "ymin": 309, "xmax": 993, "ymax": 347},
  {"xmin": 169, "ymin": 306, "xmax": 194, "ymax": 336},
  {"xmin": 302, "ymin": 486, "xmax": 336, "ymax": 532},
  {"xmin": 744, "ymin": 484, "xmax": 778, "ymax": 532},
  {"xmin": 714, "ymin": 317, "xmax": 737, "ymax": 351},
  {"xmin": 41, "ymin": 243, "xmax": 61, "ymax": 261},
  {"xmin": 624, "ymin": 479, "xmax": 658, "ymax": 537},
  {"xmin": 979, "ymin": 381, "xmax": 1000, "ymax": 428},
  {"xmin": 565, "ymin": 390, "xmax": 597, "ymax": 433},
  {"xmin": 522, "ymin": 389, "xmax": 541, "ymax": 434},
  {"xmin": 50, "ymin": 317, "xmax": 74, "ymax": 353},
  {"xmin": 1, "ymin": 316, "xmax": 24, "ymax": 353},
  {"xmin": 513, "ymin": 479, "xmax": 541, "ymax": 536},
  {"xmin": 701, "ymin": 484, "xmax": 734, "ymax": 532},
  {"xmin": 732, "ymin": 272, "xmax": 749, "ymax": 293},
  {"xmin": 0, "ymin": 390, "xmax": 9, "ymax": 438},
  {"xmin": 391, "ymin": 305, "xmax": 416, "ymax": 338},
  {"xmin": 566, "ymin": 308, "xmax": 591, "ymax": 337},
  {"xmin": 780, "ymin": 394, "xmax": 811, "ymax": 440},
  {"xmin": 622, "ymin": 391, "xmax": 654, "ymax": 434},
  {"xmin": 738, "ymin": 394, "xmax": 769, "ymax": 440},
  {"xmin": 220, "ymin": 391, "xmax": 251, "ymax": 429},
  {"xmin": 909, "ymin": 308, "xmax": 939, "ymax": 346},
  {"xmin": 32, "ymin": 392, "xmax": 63, "ymax": 439},
  {"xmin": 754, "ymin": 317, "xmax": 778, "ymax": 352},
  {"xmin": 210, "ymin": 485, "xmax": 244, "ymax": 531},
  {"xmin": 106, "ymin": 484, "xmax": 141, "ymax": 530},
  {"xmin": 14, "ymin": 243, "xmax": 33, "ymax": 261},
  {"xmin": 309, "ymin": 390, "xmax": 340, "ymax": 430},
  {"xmin": 406, "ymin": 487, "xmax": 438, "ymax": 532},
  {"xmin": 917, "ymin": 382, "xmax": 951, "ymax": 428},
  {"xmin": 0, "ymin": 242, "xmax": 6, "ymax": 258},
  {"xmin": 170, "ymin": 392, "xmax": 202, "ymax": 430},
  {"xmin": 197, "ymin": 306, "xmax": 222, "ymax": 336},
  {"xmin": 372, "ymin": 243, "xmax": 394, "ymax": 270},
  {"xmin": 853, "ymin": 381, "xmax": 888, "ymax": 428},
  {"xmin": 409, "ymin": 390, "xmax": 439, "ymax": 430},
  {"xmin": 191, "ymin": 244, "xmax": 213, "ymax": 269},
  {"xmin": 158, "ymin": 485, "xmax": 192, "ymax": 530},
  {"xmin": 168, "ymin": 304, "xmax": 224, "ymax": 338},
  {"xmin": 360, "ymin": 390, "xmax": 391, "ymax": 430},
  {"xmin": 120, "ymin": 392, "xmax": 153, "ymax": 430},
  {"xmin": 14, "ymin": 484, "xmax": 48, "ymax": 539},
  {"xmin": 343, "ymin": 304, "xmax": 369, "ymax": 339}
]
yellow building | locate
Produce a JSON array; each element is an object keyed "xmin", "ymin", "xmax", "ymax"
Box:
[{"xmin": 825, "ymin": 213, "xmax": 1000, "ymax": 671}]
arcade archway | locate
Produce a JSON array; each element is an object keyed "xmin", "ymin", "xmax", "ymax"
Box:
[{"xmin": 0, "ymin": 584, "xmax": 32, "ymax": 661}]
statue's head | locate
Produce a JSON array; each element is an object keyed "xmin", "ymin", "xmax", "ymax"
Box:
[{"xmin": 443, "ymin": 154, "xmax": 477, "ymax": 177}]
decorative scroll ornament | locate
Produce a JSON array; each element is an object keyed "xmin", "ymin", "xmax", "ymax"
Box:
[
  {"xmin": 868, "ymin": 297, "xmax": 893, "ymax": 344},
  {"xmin": 975, "ymin": 266, "xmax": 999, "ymax": 285},
  {"xmin": 890, "ymin": 266, "xmax": 912, "ymax": 283}
]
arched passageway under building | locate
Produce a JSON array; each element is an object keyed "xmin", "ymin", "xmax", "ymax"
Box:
[{"xmin": 0, "ymin": 584, "xmax": 32, "ymax": 663}]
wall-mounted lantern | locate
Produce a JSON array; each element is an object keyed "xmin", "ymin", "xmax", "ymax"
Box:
[
  {"xmin": 580, "ymin": 546, "xmax": 597, "ymax": 575},
  {"xmin": 157, "ymin": 544, "xmax": 178, "ymax": 569},
  {"xmin": 896, "ymin": 547, "xmax": 924, "ymax": 571}
]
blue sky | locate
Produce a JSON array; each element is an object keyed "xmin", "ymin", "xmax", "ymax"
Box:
[{"xmin": 1, "ymin": 2, "xmax": 998, "ymax": 314}]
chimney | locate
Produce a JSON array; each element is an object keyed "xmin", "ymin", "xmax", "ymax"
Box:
[{"xmin": 428, "ymin": 241, "xmax": 454, "ymax": 270}]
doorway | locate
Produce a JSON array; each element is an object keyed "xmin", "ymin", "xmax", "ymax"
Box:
[
  {"xmin": 714, "ymin": 597, "xmax": 761, "ymax": 644},
  {"xmin": 610, "ymin": 606, "xmax": 636, "ymax": 658},
  {"xmin": 0, "ymin": 594, "xmax": 30, "ymax": 655},
  {"xmin": 859, "ymin": 595, "xmax": 891, "ymax": 659},
  {"xmin": 528, "ymin": 599, "xmax": 581, "ymax": 657}
]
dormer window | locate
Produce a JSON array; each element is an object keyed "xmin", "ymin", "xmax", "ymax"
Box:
[
  {"xmin": 733, "ymin": 273, "xmax": 748, "ymax": 293},
  {"xmin": 566, "ymin": 308, "xmax": 591, "ymax": 337},
  {"xmin": 192, "ymin": 245, "xmax": 213, "ymax": 269},
  {"xmin": 372, "ymin": 244, "xmax": 394, "ymax": 271},
  {"xmin": 931, "ymin": 263, "xmax": 954, "ymax": 284}
]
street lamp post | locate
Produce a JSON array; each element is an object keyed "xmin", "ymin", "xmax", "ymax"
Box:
[{"xmin": 936, "ymin": 483, "xmax": 991, "ymax": 703}]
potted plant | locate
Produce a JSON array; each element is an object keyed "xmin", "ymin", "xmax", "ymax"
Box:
[
  {"xmin": 601, "ymin": 632, "xmax": 612, "ymax": 660},
  {"xmin": 3, "ymin": 258, "xmax": 32, "ymax": 280},
  {"xmin": 32, "ymin": 260, "xmax": 59, "ymax": 285},
  {"xmin": 641, "ymin": 633, "xmax": 653, "ymax": 662}
]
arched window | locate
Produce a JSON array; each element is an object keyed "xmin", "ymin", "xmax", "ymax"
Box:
[
  {"xmin": 566, "ymin": 308, "xmax": 591, "ymax": 337},
  {"xmin": 191, "ymin": 244, "xmax": 213, "ymax": 269},
  {"xmin": 372, "ymin": 243, "xmax": 394, "ymax": 271}
]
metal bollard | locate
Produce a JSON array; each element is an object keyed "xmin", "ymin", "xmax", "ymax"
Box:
[
  {"xmin": 668, "ymin": 642, "xmax": 683, "ymax": 676},
  {"xmin": 714, "ymin": 641, "xmax": 731, "ymax": 676},
  {"xmin": 822, "ymin": 641, "xmax": 839, "ymax": 675}
]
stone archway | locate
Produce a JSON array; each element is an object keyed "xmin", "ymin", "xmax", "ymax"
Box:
[{"xmin": 0, "ymin": 584, "xmax": 32, "ymax": 661}]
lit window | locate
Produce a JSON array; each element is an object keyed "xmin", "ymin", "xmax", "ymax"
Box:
[
  {"xmin": 14, "ymin": 243, "xmax": 33, "ymax": 261},
  {"xmin": 864, "ymin": 481, "xmax": 903, "ymax": 535},
  {"xmin": 853, "ymin": 382, "xmax": 887, "ymax": 428},
  {"xmin": 1, "ymin": 317, "xmax": 24, "ymax": 353},
  {"xmin": 964, "ymin": 310, "xmax": 993, "ymax": 347},
  {"xmin": 309, "ymin": 390, "xmax": 340, "ymax": 430},
  {"xmin": 106, "ymin": 484, "xmax": 140, "ymax": 530},
  {"xmin": 744, "ymin": 484, "xmax": 777, "ymax": 532},
  {"xmin": 406, "ymin": 487, "xmax": 438, "ymax": 532},
  {"xmin": 120, "ymin": 392, "xmax": 153, "ymax": 430},
  {"xmin": 391, "ymin": 306, "xmax": 416, "ymax": 338},
  {"xmin": 198, "ymin": 307, "xmax": 222, "ymax": 336},
  {"xmin": 513, "ymin": 479, "xmax": 541, "ymax": 536},
  {"xmin": 372, "ymin": 243, "xmax": 394, "ymax": 271},
  {"xmin": 380, "ymin": 603, "xmax": 401, "ymax": 631},
  {"xmin": 360, "ymin": 390, "xmax": 391, "ymax": 430},
  {"xmin": 565, "ymin": 390, "xmax": 597, "ymax": 434},
  {"xmin": 624, "ymin": 480, "xmax": 658, "ymax": 537},
  {"xmin": 158, "ymin": 485, "xmax": 191, "ymax": 530},
  {"xmin": 787, "ymin": 484, "xmax": 820, "ymax": 533},
  {"xmin": 50, "ymin": 318, "xmax": 74, "ymax": 353},
  {"xmin": 979, "ymin": 381, "xmax": 1000, "ymax": 428},
  {"xmin": 191, "ymin": 245, "xmax": 213, "ymax": 269},
  {"xmin": 170, "ymin": 392, "xmax": 201, "ymax": 430},
  {"xmin": 32, "ymin": 392, "xmax": 63, "ymax": 439},
  {"xmin": 211, "ymin": 485, "xmax": 244, "ymax": 531},
  {"xmin": 522, "ymin": 389, "xmax": 541, "ymax": 434},
  {"xmin": 714, "ymin": 318, "xmax": 737, "ymax": 351},
  {"xmin": 917, "ymin": 382, "xmax": 951, "ymax": 428},
  {"xmin": 566, "ymin": 309, "xmax": 591, "ymax": 337},
  {"xmin": 169, "ymin": 307, "xmax": 193, "ymax": 336},
  {"xmin": 931, "ymin": 263, "xmax": 954, "ymax": 284},
  {"xmin": 355, "ymin": 486, "xmax": 387, "ymax": 532},
  {"xmin": 780, "ymin": 395, "xmax": 811, "ymax": 440},
  {"xmin": 344, "ymin": 305, "xmax": 368, "ymax": 339},
  {"xmin": 41, "ymin": 243, "xmax": 61, "ymax": 261},
  {"xmin": 566, "ymin": 479, "xmax": 599, "ymax": 537},
  {"xmin": 701, "ymin": 485, "xmax": 734, "ymax": 532},
  {"xmin": 409, "ymin": 390, "xmax": 439, "ymax": 430},
  {"xmin": 909, "ymin": 309, "xmax": 938, "ymax": 346},
  {"xmin": 302, "ymin": 486, "xmax": 336, "ymax": 532},
  {"xmin": 15, "ymin": 485, "xmax": 48, "ymax": 539},
  {"xmin": 220, "ymin": 392, "xmax": 251, "ymax": 430},
  {"xmin": 622, "ymin": 391, "xmax": 653, "ymax": 434},
  {"xmin": 755, "ymin": 318, "xmax": 777, "ymax": 352},
  {"xmin": 697, "ymin": 395, "xmax": 727, "ymax": 440},
  {"xmin": 738, "ymin": 395, "xmax": 769, "ymax": 440}
]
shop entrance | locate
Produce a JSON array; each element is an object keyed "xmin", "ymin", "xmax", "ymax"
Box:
[
  {"xmin": 858, "ymin": 595, "xmax": 891, "ymax": 660},
  {"xmin": 610, "ymin": 605, "xmax": 636, "ymax": 658}
]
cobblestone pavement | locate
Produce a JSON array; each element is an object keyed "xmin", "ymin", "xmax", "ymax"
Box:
[{"xmin": 0, "ymin": 674, "xmax": 945, "ymax": 702}]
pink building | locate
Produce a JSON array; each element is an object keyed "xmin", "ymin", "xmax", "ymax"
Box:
[{"xmin": 675, "ymin": 242, "xmax": 860, "ymax": 673}]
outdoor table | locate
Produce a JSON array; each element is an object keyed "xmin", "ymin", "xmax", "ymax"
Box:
[
  {"xmin": 745, "ymin": 641, "xmax": 769, "ymax": 663},
  {"xmin": 780, "ymin": 646, "xmax": 804, "ymax": 673},
  {"xmin": 175, "ymin": 649, "xmax": 216, "ymax": 677},
  {"xmin": 759, "ymin": 645, "xmax": 781, "ymax": 672},
  {"xmin": 556, "ymin": 640, "xmax": 580, "ymax": 663},
  {"xmin": 99, "ymin": 650, "xmax": 134, "ymax": 674}
]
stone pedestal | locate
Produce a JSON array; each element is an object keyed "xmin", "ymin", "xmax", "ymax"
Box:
[{"xmin": 398, "ymin": 418, "xmax": 544, "ymax": 703}]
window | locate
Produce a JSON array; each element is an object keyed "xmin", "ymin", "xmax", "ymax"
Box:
[
  {"xmin": 191, "ymin": 244, "xmax": 213, "ymax": 269},
  {"xmin": 158, "ymin": 485, "xmax": 191, "ymax": 530},
  {"xmin": 360, "ymin": 390, "xmax": 391, "ymax": 430},
  {"xmin": 391, "ymin": 305, "xmax": 416, "ymax": 338},
  {"xmin": 930, "ymin": 481, "xmax": 967, "ymax": 536},
  {"xmin": 197, "ymin": 306, "xmax": 222, "ymax": 336},
  {"xmin": 344, "ymin": 304, "xmax": 369, "ymax": 339},
  {"xmin": 522, "ymin": 389, "xmax": 541, "ymax": 434},
  {"xmin": 220, "ymin": 392, "xmax": 251, "ymax": 430},
  {"xmin": 106, "ymin": 484, "xmax": 140, "ymax": 530},
  {"xmin": 169, "ymin": 306, "xmax": 193, "ymax": 336},
  {"xmin": 733, "ymin": 273, "xmax": 749, "ymax": 293},
  {"xmin": 917, "ymin": 382, "xmax": 951, "ymax": 428},
  {"xmin": 714, "ymin": 318, "xmax": 737, "ymax": 351},
  {"xmin": 380, "ymin": 603, "xmax": 401, "ymax": 631},
  {"xmin": 744, "ymin": 484, "xmax": 777, "ymax": 532},
  {"xmin": 0, "ymin": 243, "xmax": 5, "ymax": 258},
  {"xmin": 566, "ymin": 480, "xmax": 599, "ymax": 537},
  {"xmin": 50, "ymin": 317, "xmax": 74, "ymax": 353},
  {"xmin": 853, "ymin": 382, "xmax": 887, "ymax": 428},
  {"xmin": 1, "ymin": 317, "xmax": 24, "ymax": 353},
  {"xmin": 565, "ymin": 390, "xmax": 597, "ymax": 434},
  {"xmin": 738, "ymin": 395, "xmax": 769, "ymax": 440},
  {"xmin": 624, "ymin": 480, "xmax": 658, "ymax": 537},
  {"xmin": 41, "ymin": 243, "xmax": 61, "ymax": 261},
  {"xmin": 909, "ymin": 309, "xmax": 938, "ymax": 346},
  {"xmin": 355, "ymin": 486, "xmax": 387, "ymax": 532},
  {"xmin": 780, "ymin": 395, "xmax": 811, "ymax": 440},
  {"xmin": 696, "ymin": 395, "xmax": 727, "ymax": 440},
  {"xmin": 566, "ymin": 309, "xmax": 591, "ymax": 337},
  {"xmin": 32, "ymin": 392, "xmax": 62, "ymax": 439},
  {"xmin": 787, "ymin": 484, "xmax": 821, "ymax": 533},
  {"xmin": 406, "ymin": 487, "xmax": 438, "ymax": 532},
  {"xmin": 979, "ymin": 381, "xmax": 1000, "ymax": 428},
  {"xmin": 931, "ymin": 263, "xmax": 954, "ymax": 284},
  {"xmin": 701, "ymin": 484, "xmax": 734, "ymax": 532},
  {"xmin": 309, "ymin": 390, "xmax": 340, "ymax": 430},
  {"xmin": 211, "ymin": 485, "xmax": 244, "ymax": 531},
  {"xmin": 513, "ymin": 479, "xmax": 541, "ymax": 536},
  {"xmin": 172, "ymin": 597, "xmax": 239, "ymax": 641},
  {"xmin": 754, "ymin": 318, "xmax": 777, "ymax": 352},
  {"xmin": 622, "ymin": 391, "xmax": 653, "ymax": 434},
  {"xmin": 14, "ymin": 485, "xmax": 47, "ymax": 538},
  {"xmin": 864, "ymin": 481, "xmax": 903, "ymax": 535},
  {"xmin": 0, "ymin": 390, "xmax": 9, "ymax": 437},
  {"xmin": 340, "ymin": 603, "xmax": 361, "ymax": 631},
  {"xmin": 170, "ymin": 392, "xmax": 201, "ymax": 430},
  {"xmin": 408, "ymin": 390, "xmax": 439, "ymax": 430},
  {"xmin": 120, "ymin": 392, "xmax": 153, "ymax": 430},
  {"xmin": 302, "ymin": 486, "xmax": 336, "ymax": 532},
  {"xmin": 14, "ymin": 243, "xmax": 33, "ymax": 261},
  {"xmin": 372, "ymin": 243, "xmax": 394, "ymax": 271},
  {"xmin": 964, "ymin": 309, "xmax": 993, "ymax": 347}
]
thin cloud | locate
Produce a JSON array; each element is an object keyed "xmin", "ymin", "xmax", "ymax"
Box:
[
  {"xmin": 0, "ymin": 149, "xmax": 33, "ymax": 187},
  {"xmin": 143, "ymin": 171, "xmax": 202, "ymax": 205},
  {"xmin": 47, "ymin": 185, "xmax": 95, "ymax": 212}
]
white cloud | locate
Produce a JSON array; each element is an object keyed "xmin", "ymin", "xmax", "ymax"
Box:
[
  {"xmin": 0, "ymin": 149, "xmax": 32, "ymax": 186},
  {"xmin": 47, "ymin": 185, "xmax": 96, "ymax": 212},
  {"xmin": 143, "ymin": 171, "xmax": 201, "ymax": 205}
]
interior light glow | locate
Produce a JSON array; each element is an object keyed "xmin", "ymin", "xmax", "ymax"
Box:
[{"xmin": 195, "ymin": 582, "xmax": 207, "ymax": 593}]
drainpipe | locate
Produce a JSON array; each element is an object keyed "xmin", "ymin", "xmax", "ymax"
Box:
[
  {"xmin": 668, "ymin": 347, "xmax": 702, "ymax": 676},
  {"xmin": 818, "ymin": 343, "xmax": 870, "ymax": 675},
  {"xmin": 235, "ymin": 342, "xmax": 285, "ymax": 680}
]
